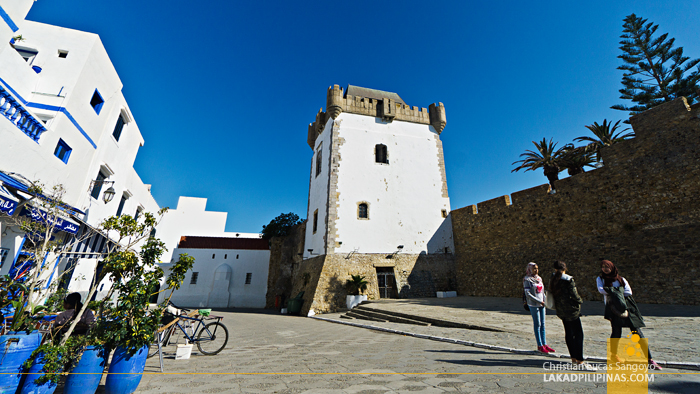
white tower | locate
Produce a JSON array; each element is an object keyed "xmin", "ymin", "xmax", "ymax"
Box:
[{"xmin": 304, "ymin": 85, "xmax": 453, "ymax": 260}]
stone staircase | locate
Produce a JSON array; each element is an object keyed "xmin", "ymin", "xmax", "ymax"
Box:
[{"xmin": 340, "ymin": 301, "xmax": 505, "ymax": 332}]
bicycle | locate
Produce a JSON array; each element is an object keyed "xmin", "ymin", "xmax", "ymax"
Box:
[{"xmin": 148, "ymin": 307, "xmax": 229, "ymax": 358}]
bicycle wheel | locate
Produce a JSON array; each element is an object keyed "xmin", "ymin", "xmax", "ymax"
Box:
[{"xmin": 196, "ymin": 322, "xmax": 228, "ymax": 355}]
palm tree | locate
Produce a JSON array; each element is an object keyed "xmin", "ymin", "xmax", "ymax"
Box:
[
  {"xmin": 346, "ymin": 275, "xmax": 368, "ymax": 295},
  {"xmin": 512, "ymin": 138, "xmax": 563, "ymax": 188},
  {"xmin": 574, "ymin": 120, "xmax": 635, "ymax": 162},
  {"xmin": 558, "ymin": 144, "xmax": 596, "ymax": 176}
]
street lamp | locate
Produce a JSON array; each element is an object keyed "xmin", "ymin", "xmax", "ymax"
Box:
[{"xmin": 89, "ymin": 180, "xmax": 116, "ymax": 203}]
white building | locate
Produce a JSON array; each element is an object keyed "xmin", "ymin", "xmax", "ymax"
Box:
[
  {"xmin": 0, "ymin": 1, "xmax": 159, "ymax": 296},
  {"xmin": 304, "ymin": 85, "xmax": 453, "ymax": 259},
  {"xmin": 158, "ymin": 236, "xmax": 270, "ymax": 309}
]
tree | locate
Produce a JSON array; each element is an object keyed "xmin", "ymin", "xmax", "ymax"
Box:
[
  {"xmin": 512, "ymin": 138, "xmax": 563, "ymax": 188},
  {"xmin": 612, "ymin": 13, "xmax": 700, "ymax": 117},
  {"xmin": 345, "ymin": 275, "xmax": 368, "ymax": 295},
  {"xmin": 574, "ymin": 119, "xmax": 635, "ymax": 162},
  {"xmin": 261, "ymin": 212, "xmax": 303, "ymax": 239},
  {"xmin": 558, "ymin": 144, "xmax": 596, "ymax": 176}
]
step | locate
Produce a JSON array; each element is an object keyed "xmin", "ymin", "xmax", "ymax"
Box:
[
  {"xmin": 346, "ymin": 311, "xmax": 387, "ymax": 322},
  {"xmin": 339, "ymin": 314, "xmax": 355, "ymax": 320},
  {"xmin": 349, "ymin": 308, "xmax": 431, "ymax": 326},
  {"xmin": 354, "ymin": 305, "xmax": 504, "ymax": 332}
]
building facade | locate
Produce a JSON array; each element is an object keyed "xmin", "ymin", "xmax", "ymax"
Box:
[{"xmin": 159, "ymin": 236, "xmax": 270, "ymax": 309}]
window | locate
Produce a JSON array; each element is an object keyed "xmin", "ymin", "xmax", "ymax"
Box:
[
  {"xmin": 149, "ymin": 228, "xmax": 157, "ymax": 237},
  {"xmin": 90, "ymin": 89, "xmax": 104, "ymax": 114},
  {"xmin": 116, "ymin": 194, "xmax": 128, "ymax": 217},
  {"xmin": 190, "ymin": 272, "xmax": 199, "ymax": 285},
  {"xmin": 375, "ymin": 144, "xmax": 389, "ymax": 164},
  {"xmin": 358, "ymin": 203, "xmax": 369, "ymax": 219},
  {"xmin": 57, "ymin": 50, "xmax": 68, "ymax": 58},
  {"xmin": 90, "ymin": 171, "xmax": 107, "ymax": 199},
  {"xmin": 53, "ymin": 139, "xmax": 72, "ymax": 164},
  {"xmin": 224, "ymin": 254, "xmax": 227, "ymax": 259},
  {"xmin": 245, "ymin": 273, "xmax": 252, "ymax": 284},
  {"xmin": 441, "ymin": 209, "xmax": 448, "ymax": 218},
  {"xmin": 134, "ymin": 207, "xmax": 142, "ymax": 221},
  {"xmin": 315, "ymin": 145, "xmax": 322, "ymax": 177},
  {"xmin": 236, "ymin": 254, "xmax": 239, "ymax": 259},
  {"xmin": 0, "ymin": 248, "xmax": 9, "ymax": 267},
  {"xmin": 313, "ymin": 209, "xmax": 318, "ymax": 234},
  {"xmin": 112, "ymin": 115, "xmax": 126, "ymax": 141},
  {"xmin": 212, "ymin": 254, "xmax": 215, "ymax": 259}
]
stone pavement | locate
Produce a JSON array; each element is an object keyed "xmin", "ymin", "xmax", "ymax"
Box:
[
  {"xmin": 42, "ymin": 302, "xmax": 698, "ymax": 393},
  {"xmin": 319, "ymin": 296, "xmax": 700, "ymax": 368}
]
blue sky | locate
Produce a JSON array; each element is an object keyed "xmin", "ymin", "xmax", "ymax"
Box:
[{"xmin": 27, "ymin": 1, "xmax": 700, "ymax": 233}]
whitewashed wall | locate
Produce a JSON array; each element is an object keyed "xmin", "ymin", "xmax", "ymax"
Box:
[
  {"xmin": 159, "ymin": 247, "xmax": 270, "ymax": 309},
  {"xmin": 304, "ymin": 112, "xmax": 454, "ymax": 257},
  {"xmin": 303, "ymin": 119, "xmax": 333, "ymax": 259}
]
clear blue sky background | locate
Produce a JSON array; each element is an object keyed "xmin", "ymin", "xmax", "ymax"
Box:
[{"xmin": 27, "ymin": 1, "xmax": 700, "ymax": 233}]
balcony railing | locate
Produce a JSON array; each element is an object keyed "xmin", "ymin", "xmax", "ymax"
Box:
[{"xmin": 0, "ymin": 85, "xmax": 46, "ymax": 142}]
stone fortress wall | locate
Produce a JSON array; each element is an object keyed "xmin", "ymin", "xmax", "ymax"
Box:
[{"xmin": 450, "ymin": 98, "xmax": 700, "ymax": 305}]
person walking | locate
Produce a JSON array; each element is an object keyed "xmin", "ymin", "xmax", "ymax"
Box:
[
  {"xmin": 523, "ymin": 262, "xmax": 554, "ymax": 353},
  {"xmin": 549, "ymin": 261, "xmax": 596, "ymax": 370},
  {"xmin": 597, "ymin": 259, "xmax": 662, "ymax": 370}
]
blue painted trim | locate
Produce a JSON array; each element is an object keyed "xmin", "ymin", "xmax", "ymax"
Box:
[
  {"xmin": 44, "ymin": 254, "xmax": 62, "ymax": 289},
  {"xmin": 0, "ymin": 6, "xmax": 19, "ymax": 32},
  {"xmin": 0, "ymin": 77, "xmax": 98, "ymax": 149},
  {"xmin": 10, "ymin": 235, "xmax": 27, "ymax": 274},
  {"xmin": 26, "ymin": 102, "xmax": 98, "ymax": 148}
]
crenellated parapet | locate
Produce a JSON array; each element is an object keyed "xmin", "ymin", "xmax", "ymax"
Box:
[{"xmin": 307, "ymin": 84, "xmax": 447, "ymax": 149}]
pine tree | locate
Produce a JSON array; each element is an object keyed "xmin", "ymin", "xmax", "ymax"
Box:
[{"xmin": 612, "ymin": 14, "xmax": 700, "ymax": 117}]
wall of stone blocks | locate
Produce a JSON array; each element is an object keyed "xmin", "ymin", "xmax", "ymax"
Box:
[
  {"xmin": 451, "ymin": 98, "xmax": 700, "ymax": 305},
  {"xmin": 265, "ymin": 222, "xmax": 306, "ymax": 309}
]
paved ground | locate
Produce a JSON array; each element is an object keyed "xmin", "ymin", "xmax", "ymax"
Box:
[
  {"xmin": 326, "ymin": 296, "xmax": 700, "ymax": 366},
  {"xmin": 48, "ymin": 301, "xmax": 696, "ymax": 394}
]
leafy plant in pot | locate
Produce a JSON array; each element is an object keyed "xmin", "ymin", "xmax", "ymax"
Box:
[{"xmin": 345, "ymin": 274, "xmax": 368, "ymax": 310}]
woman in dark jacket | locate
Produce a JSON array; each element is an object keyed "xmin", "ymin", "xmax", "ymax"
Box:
[
  {"xmin": 549, "ymin": 261, "xmax": 595, "ymax": 370},
  {"xmin": 597, "ymin": 260, "xmax": 662, "ymax": 370}
]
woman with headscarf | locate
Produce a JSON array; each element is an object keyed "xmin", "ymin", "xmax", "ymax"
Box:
[
  {"xmin": 523, "ymin": 262, "xmax": 554, "ymax": 353},
  {"xmin": 549, "ymin": 261, "xmax": 596, "ymax": 370},
  {"xmin": 597, "ymin": 259, "xmax": 662, "ymax": 370}
]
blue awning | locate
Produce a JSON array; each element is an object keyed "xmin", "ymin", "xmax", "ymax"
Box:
[
  {"xmin": 0, "ymin": 183, "xmax": 18, "ymax": 214},
  {"xmin": 19, "ymin": 205, "xmax": 80, "ymax": 235},
  {"xmin": 0, "ymin": 171, "xmax": 85, "ymax": 216}
]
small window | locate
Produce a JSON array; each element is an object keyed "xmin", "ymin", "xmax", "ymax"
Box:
[
  {"xmin": 99, "ymin": 284, "xmax": 104, "ymax": 291},
  {"xmin": 236, "ymin": 254, "xmax": 239, "ymax": 259},
  {"xmin": 375, "ymin": 144, "xmax": 388, "ymax": 164},
  {"xmin": 53, "ymin": 139, "xmax": 72, "ymax": 164},
  {"xmin": 112, "ymin": 115, "xmax": 126, "ymax": 141},
  {"xmin": 190, "ymin": 272, "xmax": 199, "ymax": 285},
  {"xmin": 212, "ymin": 254, "xmax": 215, "ymax": 259},
  {"xmin": 313, "ymin": 209, "xmax": 318, "ymax": 234},
  {"xmin": 224, "ymin": 254, "xmax": 227, "ymax": 259},
  {"xmin": 358, "ymin": 203, "xmax": 369, "ymax": 219},
  {"xmin": 441, "ymin": 209, "xmax": 448, "ymax": 218},
  {"xmin": 90, "ymin": 89, "xmax": 104, "ymax": 114},
  {"xmin": 149, "ymin": 228, "xmax": 157, "ymax": 237},
  {"xmin": 315, "ymin": 145, "xmax": 322, "ymax": 177},
  {"xmin": 90, "ymin": 171, "xmax": 107, "ymax": 199},
  {"xmin": 116, "ymin": 194, "xmax": 128, "ymax": 217},
  {"xmin": 134, "ymin": 207, "xmax": 142, "ymax": 220},
  {"xmin": 245, "ymin": 273, "xmax": 252, "ymax": 284},
  {"xmin": 57, "ymin": 50, "xmax": 68, "ymax": 58}
]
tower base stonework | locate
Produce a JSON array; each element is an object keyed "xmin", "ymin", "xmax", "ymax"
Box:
[{"xmin": 288, "ymin": 253, "xmax": 456, "ymax": 315}]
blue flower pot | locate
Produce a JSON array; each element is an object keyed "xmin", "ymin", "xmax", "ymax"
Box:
[
  {"xmin": 104, "ymin": 346, "xmax": 148, "ymax": 394},
  {"xmin": 63, "ymin": 346, "xmax": 108, "ymax": 394},
  {"xmin": 0, "ymin": 331, "xmax": 42, "ymax": 394},
  {"xmin": 18, "ymin": 351, "xmax": 59, "ymax": 394}
]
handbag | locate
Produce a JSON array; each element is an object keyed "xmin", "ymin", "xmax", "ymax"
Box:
[
  {"xmin": 544, "ymin": 290, "xmax": 556, "ymax": 310},
  {"xmin": 522, "ymin": 290, "xmax": 530, "ymax": 311}
]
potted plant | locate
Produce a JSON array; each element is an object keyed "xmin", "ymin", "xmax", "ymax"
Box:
[{"xmin": 345, "ymin": 274, "xmax": 368, "ymax": 310}]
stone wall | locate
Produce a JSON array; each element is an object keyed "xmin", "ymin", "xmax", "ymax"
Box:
[
  {"xmin": 451, "ymin": 98, "xmax": 700, "ymax": 305},
  {"xmin": 288, "ymin": 253, "xmax": 456, "ymax": 315},
  {"xmin": 264, "ymin": 222, "xmax": 306, "ymax": 309}
]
